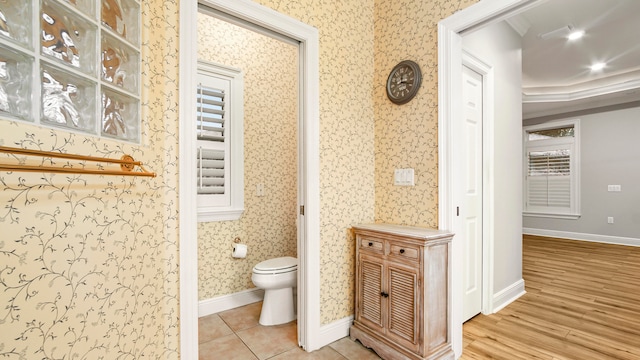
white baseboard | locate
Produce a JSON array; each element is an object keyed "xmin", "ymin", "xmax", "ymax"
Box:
[
  {"xmin": 523, "ymin": 228, "xmax": 640, "ymax": 247},
  {"xmin": 199, "ymin": 288, "xmax": 264, "ymax": 317},
  {"xmin": 317, "ymin": 315, "xmax": 353, "ymax": 347},
  {"xmin": 492, "ymin": 279, "xmax": 525, "ymax": 313}
]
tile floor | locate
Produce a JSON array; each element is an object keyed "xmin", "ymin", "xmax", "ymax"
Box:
[{"xmin": 199, "ymin": 302, "xmax": 381, "ymax": 360}]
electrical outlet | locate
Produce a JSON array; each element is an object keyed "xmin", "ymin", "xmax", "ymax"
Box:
[{"xmin": 607, "ymin": 217, "xmax": 614, "ymax": 224}]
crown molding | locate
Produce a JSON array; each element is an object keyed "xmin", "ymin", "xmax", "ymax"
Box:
[
  {"xmin": 505, "ymin": 14, "xmax": 531, "ymax": 37},
  {"xmin": 523, "ymin": 78, "xmax": 640, "ymax": 103}
]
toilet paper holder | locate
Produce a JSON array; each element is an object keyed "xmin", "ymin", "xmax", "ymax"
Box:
[{"xmin": 232, "ymin": 237, "xmax": 248, "ymax": 259}]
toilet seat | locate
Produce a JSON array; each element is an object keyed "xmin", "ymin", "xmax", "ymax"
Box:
[{"xmin": 253, "ymin": 256, "xmax": 297, "ymax": 274}]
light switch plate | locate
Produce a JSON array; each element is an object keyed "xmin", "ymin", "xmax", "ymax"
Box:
[
  {"xmin": 394, "ymin": 168, "xmax": 415, "ymax": 186},
  {"xmin": 394, "ymin": 169, "xmax": 402, "ymax": 185},
  {"xmin": 406, "ymin": 168, "xmax": 415, "ymax": 186}
]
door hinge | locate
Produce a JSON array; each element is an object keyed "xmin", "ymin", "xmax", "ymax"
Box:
[
  {"xmin": 300, "ymin": 205, "xmax": 305, "ymax": 215},
  {"xmin": 457, "ymin": 206, "xmax": 460, "ymax": 216}
]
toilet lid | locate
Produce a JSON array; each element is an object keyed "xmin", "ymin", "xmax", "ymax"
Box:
[{"xmin": 253, "ymin": 256, "xmax": 297, "ymax": 272}]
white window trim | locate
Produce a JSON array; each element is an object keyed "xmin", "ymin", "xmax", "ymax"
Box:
[
  {"xmin": 523, "ymin": 118, "xmax": 581, "ymax": 219},
  {"xmin": 196, "ymin": 60, "xmax": 244, "ymax": 222}
]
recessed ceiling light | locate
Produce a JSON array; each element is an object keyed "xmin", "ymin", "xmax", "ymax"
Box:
[
  {"xmin": 590, "ymin": 62, "xmax": 606, "ymax": 71},
  {"xmin": 567, "ymin": 30, "xmax": 584, "ymax": 41}
]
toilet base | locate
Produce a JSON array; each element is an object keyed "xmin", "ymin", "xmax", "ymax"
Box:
[{"xmin": 259, "ymin": 287, "xmax": 296, "ymax": 326}]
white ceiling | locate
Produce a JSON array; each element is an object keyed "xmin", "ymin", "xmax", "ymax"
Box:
[{"xmin": 508, "ymin": 0, "xmax": 640, "ymax": 119}]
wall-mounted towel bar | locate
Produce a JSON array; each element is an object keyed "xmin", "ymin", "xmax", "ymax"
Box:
[{"xmin": 0, "ymin": 146, "xmax": 156, "ymax": 177}]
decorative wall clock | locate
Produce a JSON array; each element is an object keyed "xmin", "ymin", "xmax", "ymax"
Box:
[{"xmin": 386, "ymin": 60, "xmax": 422, "ymax": 104}]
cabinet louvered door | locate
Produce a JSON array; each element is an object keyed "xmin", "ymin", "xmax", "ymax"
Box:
[
  {"xmin": 358, "ymin": 255, "xmax": 385, "ymax": 331},
  {"xmin": 351, "ymin": 226, "xmax": 454, "ymax": 360},
  {"xmin": 388, "ymin": 263, "xmax": 420, "ymax": 353}
]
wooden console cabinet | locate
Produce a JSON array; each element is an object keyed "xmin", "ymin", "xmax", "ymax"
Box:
[{"xmin": 350, "ymin": 224, "xmax": 454, "ymax": 360}]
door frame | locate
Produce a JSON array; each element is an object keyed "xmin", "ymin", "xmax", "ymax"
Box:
[
  {"xmin": 438, "ymin": 0, "xmax": 543, "ymax": 356},
  {"xmin": 461, "ymin": 51, "xmax": 495, "ymax": 322},
  {"xmin": 179, "ymin": 0, "xmax": 321, "ymax": 357}
]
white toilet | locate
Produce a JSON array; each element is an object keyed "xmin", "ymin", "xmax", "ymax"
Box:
[{"xmin": 251, "ymin": 256, "xmax": 297, "ymax": 326}]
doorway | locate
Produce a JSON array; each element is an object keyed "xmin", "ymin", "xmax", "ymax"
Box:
[
  {"xmin": 179, "ymin": 0, "xmax": 321, "ymax": 357},
  {"xmin": 459, "ymin": 50, "xmax": 496, "ymax": 324},
  {"xmin": 197, "ymin": 5, "xmax": 304, "ymax": 316},
  {"xmin": 439, "ymin": 0, "xmax": 542, "ymax": 356},
  {"xmin": 461, "ymin": 63, "xmax": 483, "ymax": 322},
  {"xmin": 195, "ymin": 0, "xmax": 300, "ymax": 339}
]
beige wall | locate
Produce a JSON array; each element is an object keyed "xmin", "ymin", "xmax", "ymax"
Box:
[
  {"xmin": 0, "ymin": 1, "xmax": 180, "ymax": 358},
  {"xmin": 374, "ymin": 0, "xmax": 479, "ymax": 227},
  {"xmin": 0, "ymin": 1, "xmax": 487, "ymax": 357},
  {"xmin": 196, "ymin": 14, "xmax": 299, "ymax": 299},
  {"xmin": 253, "ymin": 0, "xmax": 479, "ymax": 325},
  {"xmin": 252, "ymin": 0, "xmax": 378, "ymax": 324}
]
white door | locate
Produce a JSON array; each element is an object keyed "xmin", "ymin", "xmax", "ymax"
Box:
[{"xmin": 462, "ymin": 65, "xmax": 483, "ymax": 322}]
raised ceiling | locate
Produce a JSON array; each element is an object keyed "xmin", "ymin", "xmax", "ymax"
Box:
[{"xmin": 509, "ymin": 0, "xmax": 640, "ymax": 119}]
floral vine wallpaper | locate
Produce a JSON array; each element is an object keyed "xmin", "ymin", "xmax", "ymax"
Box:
[
  {"xmin": 0, "ymin": 1, "xmax": 180, "ymax": 358},
  {"xmin": 252, "ymin": 0, "xmax": 378, "ymax": 325},
  {"xmin": 374, "ymin": 0, "xmax": 479, "ymax": 227},
  {"xmin": 196, "ymin": 14, "xmax": 299, "ymax": 299},
  {"xmin": 0, "ymin": 0, "xmax": 482, "ymax": 357},
  {"xmin": 254, "ymin": 0, "xmax": 478, "ymax": 325}
]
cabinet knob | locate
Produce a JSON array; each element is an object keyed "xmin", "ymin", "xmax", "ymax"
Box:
[
  {"xmin": 380, "ymin": 292, "xmax": 389, "ymax": 298},
  {"xmin": 368, "ymin": 242, "xmax": 373, "ymax": 246},
  {"xmin": 399, "ymin": 249, "xmax": 405, "ymax": 254}
]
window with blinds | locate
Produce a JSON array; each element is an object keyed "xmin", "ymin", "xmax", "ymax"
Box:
[
  {"xmin": 197, "ymin": 83, "xmax": 226, "ymax": 196},
  {"xmin": 523, "ymin": 120, "xmax": 580, "ymax": 219},
  {"xmin": 527, "ymin": 150, "xmax": 571, "ymax": 208},
  {"xmin": 197, "ymin": 147, "xmax": 225, "ymax": 194},
  {"xmin": 196, "ymin": 60, "xmax": 244, "ymax": 222}
]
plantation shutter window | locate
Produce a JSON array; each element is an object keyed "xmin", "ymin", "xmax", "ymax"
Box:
[
  {"xmin": 197, "ymin": 83, "xmax": 226, "ymax": 196},
  {"xmin": 527, "ymin": 150, "xmax": 571, "ymax": 208},
  {"xmin": 197, "ymin": 85, "xmax": 225, "ymax": 142},
  {"xmin": 197, "ymin": 147, "xmax": 225, "ymax": 194},
  {"xmin": 196, "ymin": 60, "xmax": 244, "ymax": 222},
  {"xmin": 523, "ymin": 120, "xmax": 580, "ymax": 219}
]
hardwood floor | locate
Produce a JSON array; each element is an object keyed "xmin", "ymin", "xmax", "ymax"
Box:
[{"xmin": 461, "ymin": 235, "xmax": 640, "ymax": 360}]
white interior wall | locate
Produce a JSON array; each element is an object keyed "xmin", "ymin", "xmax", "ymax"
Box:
[
  {"xmin": 463, "ymin": 21, "xmax": 524, "ymax": 296},
  {"xmin": 523, "ymin": 105, "xmax": 640, "ymax": 244}
]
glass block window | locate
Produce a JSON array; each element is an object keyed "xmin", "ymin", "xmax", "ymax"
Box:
[{"xmin": 0, "ymin": 0, "xmax": 141, "ymax": 143}]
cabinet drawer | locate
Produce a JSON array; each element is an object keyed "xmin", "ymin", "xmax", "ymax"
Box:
[
  {"xmin": 389, "ymin": 243, "xmax": 419, "ymax": 260},
  {"xmin": 359, "ymin": 237, "xmax": 384, "ymax": 253}
]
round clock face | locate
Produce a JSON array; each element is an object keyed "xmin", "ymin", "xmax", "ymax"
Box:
[{"xmin": 386, "ymin": 60, "xmax": 422, "ymax": 104}]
